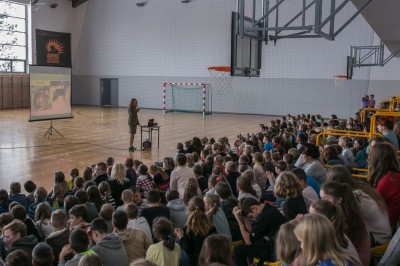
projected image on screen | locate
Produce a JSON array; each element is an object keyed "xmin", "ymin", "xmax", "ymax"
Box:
[{"xmin": 29, "ymin": 66, "xmax": 73, "ymax": 121}]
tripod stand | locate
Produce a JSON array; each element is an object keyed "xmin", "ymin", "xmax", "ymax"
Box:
[{"xmin": 44, "ymin": 120, "xmax": 63, "ymax": 139}]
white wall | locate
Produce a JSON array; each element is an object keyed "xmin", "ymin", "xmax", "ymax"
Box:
[
  {"xmin": 30, "ymin": 0, "xmax": 87, "ymax": 66},
  {"xmin": 27, "ymin": 0, "xmax": 399, "ymax": 118},
  {"xmin": 367, "ymin": 32, "xmax": 400, "ymax": 102}
]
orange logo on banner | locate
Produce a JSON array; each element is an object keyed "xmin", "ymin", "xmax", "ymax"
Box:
[{"xmin": 46, "ymin": 39, "xmax": 65, "ymax": 64}]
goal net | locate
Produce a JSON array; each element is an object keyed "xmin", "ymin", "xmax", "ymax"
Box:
[{"xmin": 163, "ymin": 83, "xmax": 212, "ymax": 116}]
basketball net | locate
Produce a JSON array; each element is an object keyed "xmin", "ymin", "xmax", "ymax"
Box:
[{"xmin": 208, "ymin": 66, "xmax": 232, "ymax": 94}]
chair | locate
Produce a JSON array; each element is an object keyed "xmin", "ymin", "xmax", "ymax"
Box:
[
  {"xmin": 370, "ymin": 242, "xmax": 390, "ymax": 266},
  {"xmin": 252, "ymin": 258, "xmax": 281, "ymax": 266}
]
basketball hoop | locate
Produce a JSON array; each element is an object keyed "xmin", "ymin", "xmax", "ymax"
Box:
[
  {"xmin": 208, "ymin": 66, "xmax": 232, "ymax": 94},
  {"xmin": 333, "ymin": 75, "xmax": 347, "ymax": 87}
]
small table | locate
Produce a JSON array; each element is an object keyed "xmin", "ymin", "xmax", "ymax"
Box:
[{"xmin": 140, "ymin": 125, "xmax": 160, "ymax": 150}]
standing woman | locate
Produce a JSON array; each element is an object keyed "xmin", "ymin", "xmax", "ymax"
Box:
[{"xmin": 128, "ymin": 98, "xmax": 140, "ymax": 151}]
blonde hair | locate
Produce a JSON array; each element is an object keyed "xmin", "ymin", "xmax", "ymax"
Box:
[
  {"xmin": 274, "ymin": 171, "xmax": 303, "ymax": 199},
  {"xmin": 186, "ymin": 196, "xmax": 213, "ymax": 236},
  {"xmin": 204, "ymin": 193, "xmax": 220, "ymax": 218},
  {"xmin": 183, "ymin": 177, "xmax": 200, "ymax": 205},
  {"xmin": 294, "ymin": 214, "xmax": 350, "ymax": 266},
  {"xmin": 110, "ymin": 162, "xmax": 129, "ymax": 185},
  {"xmin": 276, "ymin": 222, "xmax": 299, "ymax": 264}
]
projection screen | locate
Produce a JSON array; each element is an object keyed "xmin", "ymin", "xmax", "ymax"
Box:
[{"xmin": 29, "ymin": 65, "xmax": 73, "ymax": 122}]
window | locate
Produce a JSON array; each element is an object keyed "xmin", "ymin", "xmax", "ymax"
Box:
[{"xmin": 0, "ymin": 1, "xmax": 27, "ymax": 73}]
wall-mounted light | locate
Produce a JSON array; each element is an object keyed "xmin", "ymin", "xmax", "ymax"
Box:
[
  {"xmin": 136, "ymin": 0, "xmax": 148, "ymax": 7},
  {"xmin": 181, "ymin": 0, "xmax": 191, "ymax": 3}
]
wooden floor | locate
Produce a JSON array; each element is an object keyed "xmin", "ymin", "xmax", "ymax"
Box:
[{"xmin": 0, "ymin": 106, "xmax": 278, "ymax": 192}]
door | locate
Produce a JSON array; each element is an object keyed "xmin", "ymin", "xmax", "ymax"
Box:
[{"xmin": 100, "ymin": 78, "xmax": 119, "ymax": 107}]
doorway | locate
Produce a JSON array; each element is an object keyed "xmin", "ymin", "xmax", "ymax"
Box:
[{"xmin": 100, "ymin": 78, "xmax": 119, "ymax": 107}]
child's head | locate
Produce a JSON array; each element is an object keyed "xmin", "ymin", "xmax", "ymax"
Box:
[
  {"xmin": 98, "ymin": 181, "xmax": 111, "ymax": 196},
  {"xmin": 152, "ymin": 217, "xmax": 176, "ymax": 250},
  {"xmin": 131, "ymin": 187, "xmax": 142, "ymax": 204},
  {"xmin": 138, "ymin": 164, "xmax": 148, "ymax": 175},
  {"xmin": 105, "ymin": 156, "xmax": 114, "ymax": 167},
  {"xmin": 69, "ymin": 228, "xmax": 89, "ymax": 253},
  {"xmin": 99, "ymin": 204, "xmax": 114, "ymax": 221},
  {"xmin": 73, "ymin": 176, "xmax": 85, "ymax": 189},
  {"xmin": 64, "ymin": 195, "xmax": 79, "ymax": 215},
  {"xmin": 5, "ymin": 250, "xmax": 30, "ymax": 266},
  {"xmin": 294, "ymin": 214, "xmax": 347, "ymax": 266},
  {"xmin": 274, "ymin": 172, "xmax": 303, "ymax": 199},
  {"xmin": 198, "ymin": 234, "xmax": 232, "ymax": 266},
  {"xmin": 183, "ymin": 178, "xmax": 200, "ymax": 205},
  {"xmin": 121, "ymin": 189, "xmax": 133, "ymax": 204},
  {"xmin": 34, "ymin": 187, "xmax": 48, "ymax": 202},
  {"xmin": 163, "ymin": 157, "xmax": 175, "ymax": 171},
  {"xmin": 166, "ymin": 189, "xmax": 179, "ymax": 202},
  {"xmin": 276, "ymin": 222, "xmax": 299, "ymax": 265},
  {"xmin": 54, "ymin": 171, "xmax": 66, "ymax": 183},
  {"xmin": 275, "ymin": 160, "xmax": 287, "ymax": 174},
  {"xmin": 112, "ymin": 210, "xmax": 128, "ymax": 231},
  {"xmin": 82, "ymin": 166, "xmax": 93, "ymax": 181},
  {"xmin": 193, "ymin": 164, "xmax": 203, "ymax": 177},
  {"xmin": 35, "ymin": 202, "xmax": 52, "ymax": 222},
  {"xmin": 124, "ymin": 203, "xmax": 139, "ymax": 219},
  {"xmin": 338, "ymin": 136, "xmax": 351, "ymax": 148},
  {"xmin": 215, "ymin": 182, "xmax": 233, "ymax": 200},
  {"xmin": 50, "ymin": 209, "xmax": 67, "ymax": 230},
  {"xmin": 203, "ymin": 193, "xmax": 220, "ymax": 215},
  {"xmin": 23, "ymin": 180, "xmax": 37, "ymax": 194},
  {"xmin": 176, "ymin": 142, "xmax": 184, "ymax": 150},
  {"xmin": 78, "ymin": 254, "xmax": 102, "ymax": 266},
  {"xmin": 10, "ymin": 182, "xmax": 21, "ymax": 195},
  {"xmin": 147, "ymin": 189, "xmax": 161, "ymax": 204},
  {"xmin": 68, "ymin": 205, "xmax": 87, "ymax": 227},
  {"xmin": 32, "ymin": 242, "xmax": 54, "ymax": 266},
  {"xmin": 0, "ymin": 189, "xmax": 8, "ymax": 201},
  {"xmin": 70, "ymin": 168, "xmax": 79, "ymax": 178}
]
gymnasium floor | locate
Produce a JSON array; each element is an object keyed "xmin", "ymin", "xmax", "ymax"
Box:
[{"xmin": 0, "ymin": 106, "xmax": 277, "ymax": 191}]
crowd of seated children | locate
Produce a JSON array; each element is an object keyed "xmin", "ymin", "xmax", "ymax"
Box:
[{"xmin": 0, "ymin": 104, "xmax": 399, "ymax": 266}]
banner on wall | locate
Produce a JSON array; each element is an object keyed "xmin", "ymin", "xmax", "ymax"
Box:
[{"xmin": 36, "ymin": 29, "xmax": 71, "ymax": 67}]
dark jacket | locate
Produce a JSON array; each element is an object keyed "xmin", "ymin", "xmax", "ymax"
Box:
[
  {"xmin": 180, "ymin": 225, "xmax": 217, "ymax": 266},
  {"xmin": 45, "ymin": 228, "xmax": 71, "ymax": 266},
  {"xmin": 220, "ymin": 198, "xmax": 242, "ymax": 241},
  {"xmin": 8, "ymin": 235, "xmax": 38, "ymax": 262},
  {"xmin": 225, "ymin": 172, "xmax": 241, "ymax": 197}
]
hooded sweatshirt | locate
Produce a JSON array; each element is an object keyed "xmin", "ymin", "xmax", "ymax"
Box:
[
  {"xmin": 115, "ymin": 228, "xmax": 151, "ymax": 263},
  {"xmin": 9, "ymin": 235, "xmax": 38, "ymax": 262},
  {"xmin": 127, "ymin": 217, "xmax": 153, "ymax": 244},
  {"xmin": 167, "ymin": 199, "xmax": 187, "ymax": 228},
  {"xmin": 91, "ymin": 234, "xmax": 128, "ymax": 266}
]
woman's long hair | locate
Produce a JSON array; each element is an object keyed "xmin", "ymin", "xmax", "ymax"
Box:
[
  {"xmin": 129, "ymin": 98, "xmax": 137, "ymax": 109},
  {"xmin": 321, "ymin": 182, "xmax": 367, "ymax": 248},
  {"xmin": 274, "ymin": 171, "xmax": 303, "ymax": 199},
  {"xmin": 368, "ymin": 142, "xmax": 400, "ymax": 187},
  {"xmin": 310, "ymin": 200, "xmax": 348, "ymax": 249},
  {"xmin": 276, "ymin": 222, "xmax": 300, "ymax": 265},
  {"xmin": 294, "ymin": 214, "xmax": 350, "ymax": 266},
  {"xmin": 186, "ymin": 196, "xmax": 213, "ymax": 236},
  {"xmin": 327, "ymin": 165, "xmax": 387, "ymax": 212},
  {"xmin": 110, "ymin": 162, "xmax": 129, "ymax": 185},
  {"xmin": 204, "ymin": 193, "xmax": 220, "ymax": 218},
  {"xmin": 236, "ymin": 175, "xmax": 256, "ymax": 196},
  {"xmin": 87, "ymin": 185, "xmax": 103, "ymax": 212},
  {"xmin": 183, "ymin": 178, "xmax": 200, "ymax": 205},
  {"xmin": 152, "ymin": 217, "xmax": 176, "ymax": 250},
  {"xmin": 198, "ymin": 234, "xmax": 233, "ymax": 266}
]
